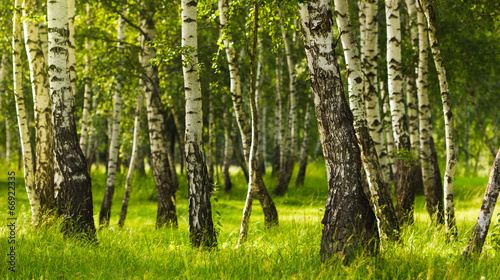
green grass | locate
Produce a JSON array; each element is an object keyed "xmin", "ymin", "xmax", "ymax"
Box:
[{"xmin": 1, "ymin": 159, "xmax": 499, "ymax": 279}]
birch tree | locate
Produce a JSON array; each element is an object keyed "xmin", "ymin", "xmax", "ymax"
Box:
[
  {"xmin": 419, "ymin": 0, "xmax": 457, "ymax": 237},
  {"xmin": 462, "ymin": 148, "xmax": 500, "ymax": 258},
  {"xmin": 219, "ymin": 0, "xmax": 278, "ymax": 227},
  {"xmin": 48, "ymin": 0, "xmax": 96, "ymax": 238},
  {"xmin": 296, "ymin": 104, "xmax": 311, "ymax": 187},
  {"xmin": 23, "ymin": 0, "xmax": 55, "ymax": 217},
  {"xmin": 182, "ymin": 0, "xmax": 217, "ymax": 247},
  {"xmin": 79, "ymin": 3, "xmax": 92, "ymax": 157},
  {"xmin": 298, "ymin": 0, "xmax": 378, "ymax": 263},
  {"xmin": 13, "ymin": 0, "xmax": 39, "ymax": 225},
  {"xmin": 334, "ymin": 0, "xmax": 399, "ymax": 241},
  {"xmin": 118, "ymin": 91, "xmax": 143, "ymax": 227},
  {"xmin": 386, "ymin": 0, "xmax": 417, "ymax": 224},
  {"xmin": 140, "ymin": 1, "xmax": 178, "ymax": 228},
  {"xmin": 417, "ymin": 7, "xmax": 443, "ymax": 223},
  {"xmin": 99, "ymin": 7, "xmax": 126, "ymax": 227}
]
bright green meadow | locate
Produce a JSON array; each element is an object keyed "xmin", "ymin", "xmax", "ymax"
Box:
[{"xmin": 1, "ymin": 160, "xmax": 499, "ymax": 279}]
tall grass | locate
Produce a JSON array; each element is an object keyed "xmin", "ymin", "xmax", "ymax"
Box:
[{"xmin": 1, "ymin": 160, "xmax": 499, "ymax": 279}]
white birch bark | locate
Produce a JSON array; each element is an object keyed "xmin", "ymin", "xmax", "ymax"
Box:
[
  {"xmin": 118, "ymin": 91, "xmax": 144, "ymax": 227},
  {"xmin": 24, "ymin": 0, "xmax": 55, "ymax": 216},
  {"xmin": 141, "ymin": 2, "xmax": 178, "ymax": 228},
  {"xmin": 420, "ymin": 0, "xmax": 457, "ymax": 237},
  {"xmin": 48, "ymin": 0, "xmax": 96, "ymax": 237},
  {"xmin": 463, "ymin": 148, "xmax": 500, "ymax": 257},
  {"xmin": 67, "ymin": 0, "xmax": 76, "ymax": 97},
  {"xmin": 99, "ymin": 8, "xmax": 125, "ymax": 226},
  {"xmin": 386, "ymin": 0, "xmax": 416, "ymax": 223},
  {"xmin": 381, "ymin": 81, "xmax": 395, "ymax": 176},
  {"xmin": 13, "ymin": 0, "xmax": 39, "ymax": 224},
  {"xmin": 218, "ymin": 0, "xmax": 251, "ymax": 160},
  {"xmin": 334, "ymin": 0, "xmax": 399, "ymax": 240},
  {"xmin": 299, "ymin": 0, "xmax": 378, "ymax": 263},
  {"xmin": 208, "ymin": 93, "xmax": 214, "ymax": 182},
  {"xmin": 417, "ymin": 8, "xmax": 442, "ymax": 222},
  {"xmin": 358, "ymin": 0, "xmax": 367, "ymax": 65},
  {"xmin": 255, "ymin": 42, "xmax": 266, "ymax": 172},
  {"xmin": 405, "ymin": 0, "xmax": 420, "ymax": 152},
  {"xmin": 364, "ymin": 0, "xmax": 390, "ymax": 183},
  {"xmin": 182, "ymin": 0, "xmax": 216, "ymax": 247},
  {"xmin": 79, "ymin": 3, "xmax": 92, "ymax": 155}
]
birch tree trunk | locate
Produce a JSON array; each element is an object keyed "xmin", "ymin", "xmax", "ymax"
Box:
[
  {"xmin": 386, "ymin": 0, "xmax": 417, "ymax": 224},
  {"xmin": 182, "ymin": 0, "xmax": 216, "ymax": 247},
  {"xmin": 255, "ymin": 43, "xmax": 266, "ymax": 173},
  {"xmin": 405, "ymin": 0, "xmax": 420, "ymax": 152},
  {"xmin": 208, "ymin": 93, "xmax": 215, "ymax": 182},
  {"xmin": 238, "ymin": 1, "xmax": 261, "ymax": 244},
  {"xmin": 334, "ymin": 0, "xmax": 399, "ymax": 241},
  {"xmin": 296, "ymin": 104, "xmax": 311, "ymax": 187},
  {"xmin": 382, "ymin": 81, "xmax": 395, "ymax": 180},
  {"xmin": 68, "ymin": 0, "xmax": 76, "ymax": 97},
  {"xmin": 223, "ymin": 114, "xmax": 233, "ymax": 192},
  {"xmin": 420, "ymin": 0, "xmax": 457, "ymax": 237},
  {"xmin": 462, "ymin": 148, "xmax": 500, "ymax": 258},
  {"xmin": 13, "ymin": 0, "xmax": 39, "ymax": 225},
  {"xmin": 272, "ymin": 54, "xmax": 283, "ymax": 177},
  {"xmin": 86, "ymin": 94, "xmax": 98, "ymax": 163},
  {"xmin": 79, "ymin": 3, "xmax": 92, "ymax": 155},
  {"xmin": 118, "ymin": 91, "xmax": 144, "ymax": 227},
  {"xmin": 99, "ymin": 8, "xmax": 125, "ymax": 227},
  {"xmin": 219, "ymin": 0, "xmax": 278, "ymax": 226},
  {"xmin": 274, "ymin": 12, "xmax": 298, "ymax": 196},
  {"xmin": 364, "ymin": 0, "xmax": 391, "ymax": 184},
  {"xmin": 141, "ymin": 2, "xmax": 178, "ymax": 228},
  {"xmin": 299, "ymin": 1, "xmax": 378, "ymax": 263},
  {"xmin": 417, "ymin": 8, "xmax": 444, "ymax": 223},
  {"xmin": 24, "ymin": 0, "xmax": 55, "ymax": 217},
  {"xmin": 48, "ymin": 0, "xmax": 96, "ymax": 238}
]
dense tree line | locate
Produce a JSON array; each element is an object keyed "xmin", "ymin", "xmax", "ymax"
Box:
[{"xmin": 0, "ymin": 0, "xmax": 498, "ymax": 263}]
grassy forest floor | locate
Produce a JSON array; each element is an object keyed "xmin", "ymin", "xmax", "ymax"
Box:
[{"xmin": 1, "ymin": 160, "xmax": 499, "ymax": 279}]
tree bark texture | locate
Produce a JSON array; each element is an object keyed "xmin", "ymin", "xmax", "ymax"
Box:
[
  {"xmin": 13, "ymin": 0, "xmax": 39, "ymax": 226},
  {"xmin": 334, "ymin": 0, "xmax": 399, "ymax": 241},
  {"xmin": 296, "ymin": 104, "xmax": 311, "ymax": 187},
  {"xmin": 48, "ymin": 0, "xmax": 96, "ymax": 238},
  {"xmin": 463, "ymin": 149, "xmax": 500, "ymax": 258},
  {"xmin": 79, "ymin": 3, "xmax": 92, "ymax": 157},
  {"xmin": 141, "ymin": 3, "xmax": 178, "ymax": 228},
  {"xmin": 386, "ymin": 0, "xmax": 417, "ymax": 225},
  {"xmin": 420, "ymin": 0, "xmax": 457, "ymax": 237},
  {"xmin": 100, "ymin": 7, "xmax": 125, "ymax": 227},
  {"xmin": 24, "ymin": 0, "xmax": 55, "ymax": 217},
  {"xmin": 119, "ymin": 91, "xmax": 144, "ymax": 227},
  {"xmin": 219, "ymin": 0, "xmax": 278, "ymax": 227},
  {"xmin": 299, "ymin": 1, "xmax": 379, "ymax": 263},
  {"xmin": 182, "ymin": 0, "xmax": 217, "ymax": 247},
  {"xmin": 417, "ymin": 7, "xmax": 443, "ymax": 224}
]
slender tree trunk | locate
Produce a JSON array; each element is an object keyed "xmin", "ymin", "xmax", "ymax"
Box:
[
  {"xmin": 48, "ymin": 0, "xmax": 96, "ymax": 238},
  {"xmin": 260, "ymin": 106, "xmax": 267, "ymax": 173},
  {"xmin": 238, "ymin": 1, "xmax": 262, "ymax": 244},
  {"xmin": 299, "ymin": 1, "xmax": 379, "ymax": 263},
  {"xmin": 386, "ymin": 0, "xmax": 417, "ymax": 225},
  {"xmin": 296, "ymin": 104, "xmax": 311, "ymax": 187},
  {"xmin": 274, "ymin": 11, "xmax": 298, "ymax": 196},
  {"xmin": 365, "ymin": 0, "xmax": 391, "ymax": 184},
  {"xmin": 80, "ymin": 3, "xmax": 92, "ymax": 154},
  {"xmin": 405, "ymin": 0, "xmax": 420, "ymax": 152},
  {"xmin": 417, "ymin": 8, "xmax": 444, "ymax": 224},
  {"xmin": 13, "ymin": 0, "xmax": 39, "ymax": 225},
  {"xmin": 223, "ymin": 116, "xmax": 233, "ymax": 192},
  {"xmin": 420, "ymin": 0, "xmax": 457, "ymax": 238},
  {"xmin": 86, "ymin": 94, "xmax": 98, "ymax": 164},
  {"xmin": 208, "ymin": 93, "xmax": 215, "ymax": 183},
  {"xmin": 99, "ymin": 7, "xmax": 125, "ymax": 227},
  {"xmin": 182, "ymin": 0, "xmax": 216, "ymax": 247},
  {"xmin": 119, "ymin": 91, "xmax": 144, "ymax": 227},
  {"xmin": 68, "ymin": 0, "xmax": 76, "ymax": 97},
  {"xmin": 272, "ymin": 54, "xmax": 283, "ymax": 177},
  {"xmin": 219, "ymin": 0, "xmax": 278, "ymax": 226},
  {"xmin": 255, "ymin": 43, "xmax": 266, "ymax": 174},
  {"xmin": 334, "ymin": 0, "xmax": 399, "ymax": 241},
  {"xmin": 465, "ymin": 100, "xmax": 471, "ymax": 169},
  {"xmin": 23, "ymin": 0, "xmax": 55, "ymax": 218},
  {"xmin": 463, "ymin": 148, "xmax": 500, "ymax": 258},
  {"xmin": 382, "ymin": 81, "xmax": 395, "ymax": 181},
  {"xmin": 171, "ymin": 107, "xmax": 185, "ymax": 174},
  {"xmin": 141, "ymin": 2, "xmax": 178, "ymax": 228}
]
